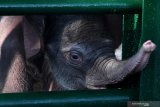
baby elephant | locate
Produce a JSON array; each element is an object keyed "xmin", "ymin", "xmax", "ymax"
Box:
[{"xmin": 43, "ymin": 15, "xmax": 156, "ymax": 90}]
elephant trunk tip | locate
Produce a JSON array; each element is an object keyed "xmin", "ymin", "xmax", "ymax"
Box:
[{"xmin": 142, "ymin": 40, "xmax": 156, "ymax": 53}]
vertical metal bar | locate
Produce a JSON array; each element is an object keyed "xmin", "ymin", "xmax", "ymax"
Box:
[
  {"xmin": 121, "ymin": 14, "xmax": 142, "ymax": 88},
  {"xmin": 122, "ymin": 14, "xmax": 142, "ymax": 59},
  {"xmin": 140, "ymin": 0, "xmax": 160, "ymax": 100}
]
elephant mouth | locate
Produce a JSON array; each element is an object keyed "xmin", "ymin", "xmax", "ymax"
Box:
[{"xmin": 86, "ymin": 84, "xmax": 106, "ymax": 89}]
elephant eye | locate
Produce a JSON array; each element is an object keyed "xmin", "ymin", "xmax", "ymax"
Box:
[
  {"xmin": 71, "ymin": 54, "xmax": 79, "ymax": 60},
  {"xmin": 64, "ymin": 50, "xmax": 83, "ymax": 66}
]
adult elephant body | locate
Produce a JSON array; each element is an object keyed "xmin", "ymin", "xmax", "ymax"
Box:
[
  {"xmin": 44, "ymin": 15, "xmax": 156, "ymax": 90},
  {"xmin": 0, "ymin": 16, "xmax": 44, "ymax": 93}
]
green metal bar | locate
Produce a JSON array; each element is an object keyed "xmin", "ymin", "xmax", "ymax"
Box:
[
  {"xmin": 139, "ymin": 0, "xmax": 160, "ymax": 100},
  {"xmin": 120, "ymin": 14, "xmax": 142, "ymax": 88},
  {"xmin": 0, "ymin": 89, "xmax": 138, "ymax": 107},
  {"xmin": 0, "ymin": 0, "xmax": 142, "ymax": 14},
  {"xmin": 122, "ymin": 14, "xmax": 142, "ymax": 59}
]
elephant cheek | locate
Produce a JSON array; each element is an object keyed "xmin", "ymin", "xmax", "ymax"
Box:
[{"xmin": 85, "ymin": 57, "xmax": 112, "ymax": 89}]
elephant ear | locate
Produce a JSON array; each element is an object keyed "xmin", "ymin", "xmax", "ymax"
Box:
[
  {"xmin": 23, "ymin": 16, "xmax": 45, "ymax": 59},
  {"xmin": 104, "ymin": 15, "xmax": 123, "ymax": 49}
]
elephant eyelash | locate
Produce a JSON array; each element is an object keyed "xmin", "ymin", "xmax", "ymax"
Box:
[{"xmin": 64, "ymin": 51, "xmax": 83, "ymax": 66}]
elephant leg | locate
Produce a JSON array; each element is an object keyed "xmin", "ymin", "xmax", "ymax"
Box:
[
  {"xmin": 0, "ymin": 16, "xmax": 31, "ymax": 93},
  {"xmin": 23, "ymin": 15, "xmax": 46, "ymax": 91}
]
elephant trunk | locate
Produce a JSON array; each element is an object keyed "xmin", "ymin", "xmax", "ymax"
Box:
[{"xmin": 86, "ymin": 40, "xmax": 156, "ymax": 88}]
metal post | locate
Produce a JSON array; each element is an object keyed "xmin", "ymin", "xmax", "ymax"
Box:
[{"xmin": 140, "ymin": 0, "xmax": 160, "ymax": 100}]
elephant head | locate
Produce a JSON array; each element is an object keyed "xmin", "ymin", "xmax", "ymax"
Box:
[{"xmin": 44, "ymin": 15, "xmax": 156, "ymax": 90}]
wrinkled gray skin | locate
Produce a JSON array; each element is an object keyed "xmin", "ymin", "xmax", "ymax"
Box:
[
  {"xmin": 0, "ymin": 16, "xmax": 44, "ymax": 93},
  {"xmin": 44, "ymin": 15, "xmax": 156, "ymax": 90}
]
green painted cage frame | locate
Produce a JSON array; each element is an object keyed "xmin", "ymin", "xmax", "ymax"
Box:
[{"xmin": 0, "ymin": 0, "xmax": 159, "ymax": 106}]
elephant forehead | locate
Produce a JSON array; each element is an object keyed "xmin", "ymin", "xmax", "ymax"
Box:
[
  {"xmin": 61, "ymin": 18, "xmax": 106, "ymax": 44},
  {"xmin": 63, "ymin": 20, "xmax": 82, "ymax": 32}
]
